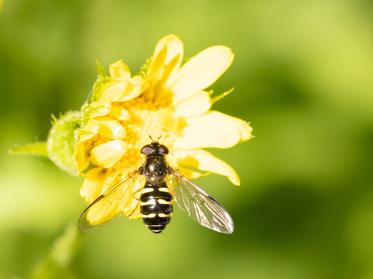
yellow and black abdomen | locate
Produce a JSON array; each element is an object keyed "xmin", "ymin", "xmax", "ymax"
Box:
[{"xmin": 140, "ymin": 181, "xmax": 173, "ymax": 233}]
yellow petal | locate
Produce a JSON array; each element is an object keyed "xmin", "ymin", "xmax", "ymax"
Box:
[
  {"xmin": 74, "ymin": 141, "xmax": 93, "ymax": 172},
  {"xmin": 90, "ymin": 140, "xmax": 127, "ymax": 168},
  {"xmin": 86, "ymin": 195, "xmax": 121, "ymax": 225},
  {"xmin": 174, "ymin": 111, "xmax": 252, "ymax": 149},
  {"xmin": 97, "ymin": 120, "xmax": 126, "ymax": 139},
  {"xmin": 99, "ymin": 80, "xmax": 128, "ymax": 102},
  {"xmin": 116, "ymin": 76, "xmax": 148, "ymax": 102},
  {"xmin": 154, "ymin": 34, "xmax": 183, "ymax": 67},
  {"xmin": 127, "ymin": 205, "xmax": 141, "ymax": 220},
  {"xmin": 109, "ymin": 106, "xmax": 131, "ymax": 121},
  {"xmin": 74, "ymin": 121, "xmax": 100, "ymax": 172},
  {"xmin": 75, "ymin": 119, "xmax": 126, "ymax": 171},
  {"xmin": 177, "ymin": 167, "xmax": 203, "ymax": 180},
  {"xmin": 159, "ymin": 53, "xmax": 183, "ymax": 85},
  {"xmin": 168, "ymin": 46, "xmax": 234, "ymax": 102},
  {"xmin": 148, "ymin": 34, "xmax": 183, "ymax": 81},
  {"xmin": 174, "ymin": 91, "xmax": 211, "ymax": 117},
  {"xmin": 148, "ymin": 45, "xmax": 166, "ymax": 82},
  {"xmin": 174, "ymin": 149, "xmax": 240, "ymax": 185},
  {"xmin": 155, "ymin": 108, "xmax": 187, "ymax": 135},
  {"xmin": 85, "ymin": 101, "xmax": 111, "ymax": 118},
  {"xmin": 85, "ymin": 174, "xmax": 143, "ymax": 225},
  {"xmin": 109, "ymin": 60, "xmax": 131, "ymax": 80},
  {"xmin": 80, "ymin": 168, "xmax": 106, "ymax": 202},
  {"xmin": 121, "ymin": 175, "xmax": 145, "ymax": 218},
  {"xmin": 78, "ymin": 120, "xmax": 100, "ymax": 141},
  {"xmin": 99, "ymin": 76, "xmax": 147, "ymax": 103}
]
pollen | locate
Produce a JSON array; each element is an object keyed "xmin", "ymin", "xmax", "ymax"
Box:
[{"xmin": 124, "ymin": 148, "xmax": 141, "ymax": 165}]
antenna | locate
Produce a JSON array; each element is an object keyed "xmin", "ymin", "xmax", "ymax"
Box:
[{"xmin": 148, "ymin": 134, "xmax": 162, "ymax": 142}]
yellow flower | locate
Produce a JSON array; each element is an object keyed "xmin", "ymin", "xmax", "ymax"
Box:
[{"xmin": 74, "ymin": 34, "xmax": 253, "ymax": 225}]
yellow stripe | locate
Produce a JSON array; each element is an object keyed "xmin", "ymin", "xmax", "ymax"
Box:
[
  {"xmin": 142, "ymin": 213, "xmax": 156, "ymax": 218},
  {"xmin": 158, "ymin": 213, "xmax": 170, "ymax": 218},
  {"xmin": 159, "ymin": 187, "xmax": 169, "ymax": 192},
  {"xmin": 141, "ymin": 199, "xmax": 156, "ymax": 206},
  {"xmin": 141, "ymin": 188, "xmax": 154, "ymax": 194},
  {"xmin": 158, "ymin": 199, "xmax": 172, "ymax": 205}
]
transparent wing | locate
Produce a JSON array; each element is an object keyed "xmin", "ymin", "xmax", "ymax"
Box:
[
  {"xmin": 79, "ymin": 169, "xmax": 143, "ymax": 231},
  {"xmin": 170, "ymin": 171, "xmax": 234, "ymax": 234}
]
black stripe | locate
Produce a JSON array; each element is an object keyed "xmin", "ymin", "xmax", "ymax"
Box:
[
  {"xmin": 141, "ymin": 182, "xmax": 172, "ymax": 201},
  {"xmin": 140, "ymin": 181, "xmax": 173, "ymax": 233},
  {"xmin": 149, "ymin": 226, "xmax": 165, "ymax": 234},
  {"xmin": 141, "ymin": 203, "xmax": 173, "ymax": 215},
  {"xmin": 143, "ymin": 215, "xmax": 171, "ymax": 226},
  {"xmin": 140, "ymin": 189, "xmax": 172, "ymax": 202}
]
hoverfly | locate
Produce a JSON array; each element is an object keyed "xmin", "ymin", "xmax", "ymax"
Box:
[{"xmin": 79, "ymin": 141, "xmax": 234, "ymax": 234}]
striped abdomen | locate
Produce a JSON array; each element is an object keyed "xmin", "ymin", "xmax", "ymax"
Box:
[{"xmin": 140, "ymin": 181, "xmax": 173, "ymax": 233}]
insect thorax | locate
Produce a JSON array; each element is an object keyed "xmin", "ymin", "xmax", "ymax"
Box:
[{"xmin": 141, "ymin": 154, "xmax": 169, "ymax": 183}]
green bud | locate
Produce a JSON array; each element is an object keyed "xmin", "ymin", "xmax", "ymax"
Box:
[{"xmin": 47, "ymin": 111, "xmax": 82, "ymax": 176}]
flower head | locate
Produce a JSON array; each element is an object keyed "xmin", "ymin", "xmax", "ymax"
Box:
[{"xmin": 74, "ymin": 34, "xmax": 252, "ymax": 224}]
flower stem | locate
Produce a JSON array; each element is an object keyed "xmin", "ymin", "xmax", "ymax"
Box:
[{"xmin": 9, "ymin": 142, "xmax": 48, "ymax": 157}]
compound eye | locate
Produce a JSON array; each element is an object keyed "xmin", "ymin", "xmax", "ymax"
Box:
[
  {"xmin": 159, "ymin": 145, "xmax": 169, "ymax": 154},
  {"xmin": 141, "ymin": 144, "xmax": 153, "ymax": 155}
]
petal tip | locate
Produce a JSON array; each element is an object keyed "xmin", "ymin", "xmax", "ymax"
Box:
[
  {"xmin": 210, "ymin": 45, "xmax": 234, "ymax": 63},
  {"xmin": 162, "ymin": 33, "xmax": 181, "ymax": 41},
  {"xmin": 230, "ymin": 175, "xmax": 241, "ymax": 186},
  {"xmin": 227, "ymin": 167, "xmax": 240, "ymax": 186},
  {"xmin": 240, "ymin": 122, "xmax": 254, "ymax": 142}
]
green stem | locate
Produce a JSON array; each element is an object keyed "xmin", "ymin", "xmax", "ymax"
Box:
[
  {"xmin": 32, "ymin": 223, "xmax": 81, "ymax": 279},
  {"xmin": 9, "ymin": 142, "xmax": 48, "ymax": 157}
]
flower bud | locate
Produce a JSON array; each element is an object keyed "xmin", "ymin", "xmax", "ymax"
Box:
[{"xmin": 47, "ymin": 111, "xmax": 82, "ymax": 176}]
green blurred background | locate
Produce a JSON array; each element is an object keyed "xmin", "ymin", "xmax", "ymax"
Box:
[{"xmin": 1, "ymin": 0, "xmax": 373, "ymax": 278}]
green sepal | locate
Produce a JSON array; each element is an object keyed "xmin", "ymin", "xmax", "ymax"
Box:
[
  {"xmin": 87, "ymin": 61, "xmax": 112, "ymax": 103},
  {"xmin": 9, "ymin": 111, "xmax": 82, "ymax": 176},
  {"xmin": 211, "ymin": 88, "xmax": 234, "ymax": 104},
  {"xmin": 95, "ymin": 60, "xmax": 107, "ymax": 78},
  {"xmin": 79, "ymin": 163, "xmax": 97, "ymax": 176},
  {"xmin": 138, "ymin": 57, "xmax": 152, "ymax": 78}
]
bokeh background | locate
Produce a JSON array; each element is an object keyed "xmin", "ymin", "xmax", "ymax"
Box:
[{"xmin": 1, "ymin": 0, "xmax": 373, "ymax": 278}]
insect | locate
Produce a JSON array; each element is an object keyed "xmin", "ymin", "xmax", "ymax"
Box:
[{"xmin": 79, "ymin": 141, "xmax": 234, "ymax": 234}]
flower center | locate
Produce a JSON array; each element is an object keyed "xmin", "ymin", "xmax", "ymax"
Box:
[{"xmin": 109, "ymin": 96, "xmax": 177, "ymax": 175}]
